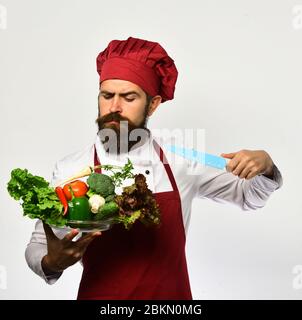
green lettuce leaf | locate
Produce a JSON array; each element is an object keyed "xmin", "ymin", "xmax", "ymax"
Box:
[{"xmin": 7, "ymin": 168, "xmax": 66, "ymax": 226}]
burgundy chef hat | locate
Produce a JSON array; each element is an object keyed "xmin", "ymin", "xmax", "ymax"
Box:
[{"xmin": 96, "ymin": 37, "xmax": 178, "ymax": 103}]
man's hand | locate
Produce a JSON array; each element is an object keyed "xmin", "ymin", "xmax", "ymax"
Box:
[
  {"xmin": 221, "ymin": 150, "xmax": 274, "ymax": 180},
  {"xmin": 41, "ymin": 222, "xmax": 101, "ymax": 274}
]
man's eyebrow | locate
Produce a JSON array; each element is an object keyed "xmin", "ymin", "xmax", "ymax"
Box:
[
  {"xmin": 119, "ymin": 91, "xmax": 140, "ymax": 97},
  {"xmin": 100, "ymin": 90, "xmax": 114, "ymax": 95},
  {"xmin": 100, "ymin": 90, "xmax": 140, "ymax": 97}
]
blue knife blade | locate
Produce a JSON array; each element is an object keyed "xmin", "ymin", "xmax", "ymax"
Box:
[{"xmin": 164, "ymin": 145, "xmax": 227, "ymax": 170}]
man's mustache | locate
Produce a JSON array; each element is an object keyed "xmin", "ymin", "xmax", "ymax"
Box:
[
  {"xmin": 95, "ymin": 111, "xmax": 150, "ymax": 154},
  {"xmin": 95, "ymin": 113, "xmax": 136, "ymax": 127}
]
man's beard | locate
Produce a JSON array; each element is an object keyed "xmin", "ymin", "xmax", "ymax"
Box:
[{"xmin": 95, "ymin": 108, "xmax": 150, "ymax": 155}]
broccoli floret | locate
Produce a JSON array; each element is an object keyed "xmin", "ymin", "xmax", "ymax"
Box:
[
  {"xmin": 105, "ymin": 194, "xmax": 115, "ymax": 202},
  {"xmin": 87, "ymin": 173, "xmax": 115, "ymax": 197}
]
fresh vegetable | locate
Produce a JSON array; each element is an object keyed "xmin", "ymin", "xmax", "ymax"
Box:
[
  {"xmin": 7, "ymin": 159, "xmax": 161, "ymax": 231},
  {"xmin": 89, "ymin": 194, "xmax": 105, "ymax": 214},
  {"xmin": 115, "ymin": 210, "xmax": 141, "ymax": 229},
  {"xmin": 94, "ymin": 201, "xmax": 119, "ymax": 220},
  {"xmin": 86, "ymin": 188, "xmax": 97, "ymax": 198},
  {"xmin": 63, "ymin": 180, "xmax": 88, "ymax": 200},
  {"xmin": 67, "ymin": 196, "xmax": 92, "ymax": 221},
  {"xmin": 55, "ymin": 186, "xmax": 68, "ymax": 216},
  {"xmin": 56, "ymin": 166, "xmax": 93, "ymax": 187},
  {"xmin": 105, "ymin": 194, "xmax": 115, "ymax": 203},
  {"xmin": 7, "ymin": 168, "xmax": 66, "ymax": 226},
  {"xmin": 100, "ymin": 159, "xmax": 134, "ymax": 186},
  {"xmin": 55, "ymin": 158, "xmax": 133, "ymax": 188},
  {"xmin": 87, "ymin": 173, "xmax": 115, "ymax": 197},
  {"xmin": 114, "ymin": 174, "xmax": 161, "ymax": 229}
]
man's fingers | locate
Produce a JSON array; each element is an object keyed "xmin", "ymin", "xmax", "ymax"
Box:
[
  {"xmin": 239, "ymin": 166, "xmax": 252, "ymax": 179},
  {"xmin": 78, "ymin": 231, "xmax": 102, "ymax": 243},
  {"xmin": 246, "ymin": 170, "xmax": 257, "ymax": 180},
  {"xmin": 76, "ymin": 231, "xmax": 102, "ymax": 248},
  {"xmin": 221, "ymin": 152, "xmax": 236, "ymax": 159},
  {"xmin": 232, "ymin": 161, "xmax": 248, "ymax": 176},
  {"xmin": 63, "ymin": 229, "xmax": 80, "ymax": 242},
  {"xmin": 43, "ymin": 221, "xmax": 58, "ymax": 241},
  {"xmin": 225, "ymin": 156, "xmax": 240, "ymax": 173}
]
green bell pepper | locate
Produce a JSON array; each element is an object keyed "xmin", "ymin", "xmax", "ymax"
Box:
[{"xmin": 67, "ymin": 196, "xmax": 92, "ymax": 221}]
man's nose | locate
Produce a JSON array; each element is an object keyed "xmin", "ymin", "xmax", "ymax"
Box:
[{"xmin": 109, "ymin": 96, "xmax": 123, "ymax": 113}]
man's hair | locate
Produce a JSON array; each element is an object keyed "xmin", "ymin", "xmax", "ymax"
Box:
[
  {"xmin": 144, "ymin": 93, "xmax": 153, "ymax": 116},
  {"xmin": 146, "ymin": 93, "xmax": 153, "ymax": 106}
]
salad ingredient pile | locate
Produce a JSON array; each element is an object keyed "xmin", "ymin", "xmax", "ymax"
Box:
[{"xmin": 7, "ymin": 160, "xmax": 161, "ymax": 230}]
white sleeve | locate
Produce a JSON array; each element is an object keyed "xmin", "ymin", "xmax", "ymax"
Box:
[
  {"xmin": 25, "ymin": 220, "xmax": 63, "ymax": 284},
  {"xmin": 197, "ymin": 164, "xmax": 283, "ymax": 211},
  {"xmin": 24, "ymin": 162, "xmax": 68, "ymax": 285}
]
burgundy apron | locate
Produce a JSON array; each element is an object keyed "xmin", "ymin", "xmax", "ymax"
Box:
[{"xmin": 77, "ymin": 140, "xmax": 192, "ymax": 300}]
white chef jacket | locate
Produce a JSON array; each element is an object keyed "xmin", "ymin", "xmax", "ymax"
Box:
[{"xmin": 25, "ymin": 132, "xmax": 283, "ymax": 284}]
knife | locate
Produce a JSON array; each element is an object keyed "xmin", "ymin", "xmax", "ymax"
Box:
[{"xmin": 164, "ymin": 145, "xmax": 229, "ymax": 170}]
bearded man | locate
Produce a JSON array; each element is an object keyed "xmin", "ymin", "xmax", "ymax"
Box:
[{"xmin": 25, "ymin": 37, "xmax": 283, "ymax": 300}]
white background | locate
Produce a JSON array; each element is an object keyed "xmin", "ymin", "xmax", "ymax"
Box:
[{"xmin": 0, "ymin": 0, "xmax": 301, "ymax": 299}]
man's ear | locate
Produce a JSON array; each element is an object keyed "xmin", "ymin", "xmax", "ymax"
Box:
[{"xmin": 148, "ymin": 95, "xmax": 162, "ymax": 116}]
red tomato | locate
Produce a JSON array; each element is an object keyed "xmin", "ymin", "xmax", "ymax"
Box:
[{"xmin": 63, "ymin": 180, "xmax": 88, "ymax": 200}]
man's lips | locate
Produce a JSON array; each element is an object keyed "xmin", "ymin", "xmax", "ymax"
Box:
[{"xmin": 106, "ymin": 120, "xmax": 119, "ymax": 124}]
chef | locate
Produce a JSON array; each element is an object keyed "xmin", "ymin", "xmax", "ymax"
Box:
[{"xmin": 25, "ymin": 37, "xmax": 283, "ymax": 300}]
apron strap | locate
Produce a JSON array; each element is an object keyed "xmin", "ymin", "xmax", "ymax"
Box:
[
  {"xmin": 94, "ymin": 144, "xmax": 102, "ymax": 173},
  {"xmin": 152, "ymin": 139, "xmax": 179, "ymax": 194}
]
